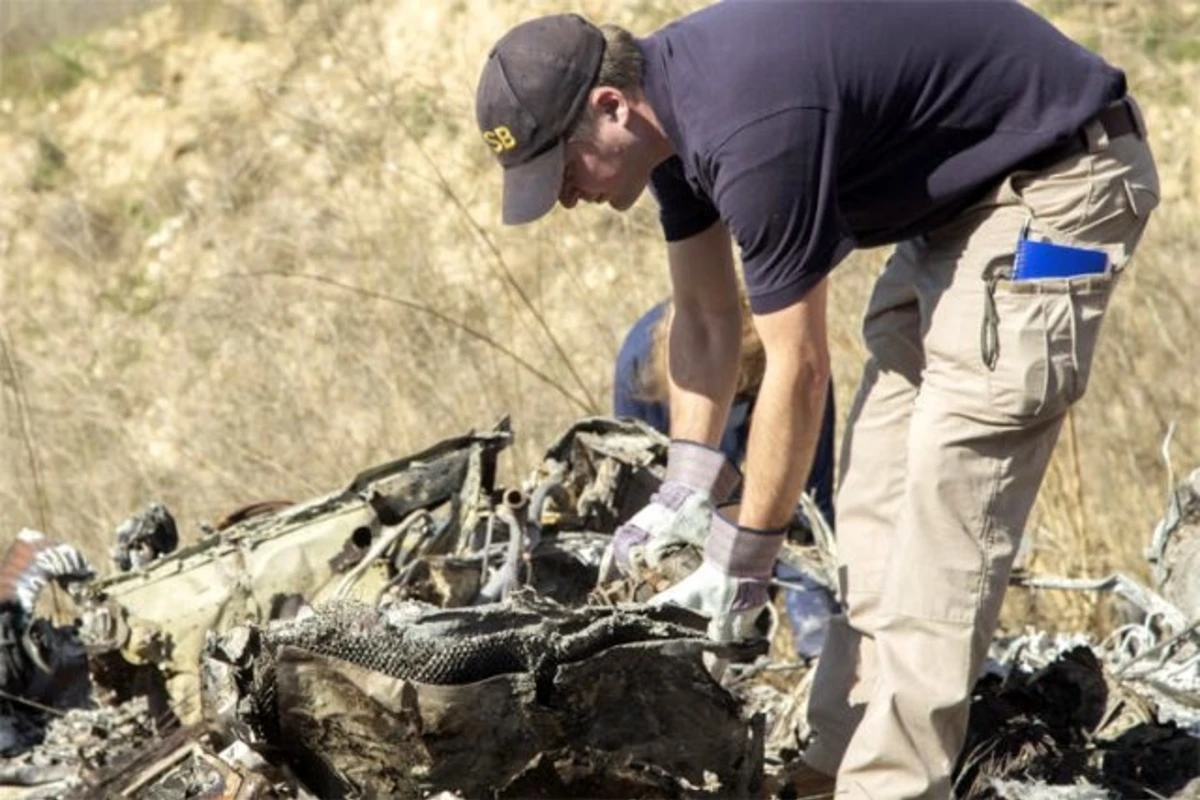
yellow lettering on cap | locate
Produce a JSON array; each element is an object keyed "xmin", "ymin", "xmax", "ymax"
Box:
[{"xmin": 482, "ymin": 125, "xmax": 518, "ymax": 152}]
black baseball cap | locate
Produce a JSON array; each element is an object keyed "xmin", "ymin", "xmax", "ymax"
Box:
[{"xmin": 475, "ymin": 14, "xmax": 606, "ymax": 225}]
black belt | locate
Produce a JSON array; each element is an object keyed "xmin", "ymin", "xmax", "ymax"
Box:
[{"xmin": 1022, "ymin": 98, "xmax": 1142, "ymax": 170}]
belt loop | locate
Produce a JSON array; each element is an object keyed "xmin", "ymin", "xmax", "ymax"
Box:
[{"xmin": 1084, "ymin": 118, "xmax": 1109, "ymax": 154}]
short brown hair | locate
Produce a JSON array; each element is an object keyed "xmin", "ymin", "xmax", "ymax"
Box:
[
  {"xmin": 595, "ymin": 24, "xmax": 644, "ymax": 91},
  {"xmin": 568, "ymin": 24, "xmax": 645, "ymax": 139}
]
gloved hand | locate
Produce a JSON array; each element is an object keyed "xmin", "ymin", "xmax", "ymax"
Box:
[
  {"xmin": 599, "ymin": 440, "xmax": 741, "ymax": 581},
  {"xmin": 651, "ymin": 512, "xmax": 785, "ymax": 643}
]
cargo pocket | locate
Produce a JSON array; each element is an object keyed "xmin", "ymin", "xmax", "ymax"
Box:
[{"xmin": 981, "ymin": 273, "xmax": 1116, "ymax": 421}]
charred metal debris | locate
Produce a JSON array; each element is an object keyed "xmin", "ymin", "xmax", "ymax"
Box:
[{"xmin": 0, "ymin": 417, "xmax": 1197, "ymax": 799}]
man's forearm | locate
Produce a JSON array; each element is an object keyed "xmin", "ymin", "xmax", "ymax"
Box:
[
  {"xmin": 663, "ymin": 222, "xmax": 743, "ymax": 448},
  {"xmin": 739, "ymin": 357, "xmax": 829, "ymax": 529},
  {"xmin": 738, "ymin": 279, "xmax": 831, "ymax": 531},
  {"xmin": 667, "ymin": 304, "xmax": 741, "ymax": 446}
]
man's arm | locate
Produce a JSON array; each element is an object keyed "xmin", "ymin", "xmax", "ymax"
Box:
[
  {"xmin": 699, "ymin": 109, "xmax": 842, "ymax": 529},
  {"xmin": 739, "ymin": 281, "xmax": 831, "ymax": 530},
  {"xmin": 665, "ymin": 221, "xmax": 743, "ymax": 448}
]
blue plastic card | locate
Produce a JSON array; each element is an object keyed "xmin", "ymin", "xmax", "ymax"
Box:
[{"xmin": 1013, "ymin": 238, "xmax": 1108, "ymax": 281}]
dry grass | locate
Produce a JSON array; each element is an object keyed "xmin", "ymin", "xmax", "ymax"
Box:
[{"xmin": 0, "ymin": 0, "xmax": 1196, "ymax": 634}]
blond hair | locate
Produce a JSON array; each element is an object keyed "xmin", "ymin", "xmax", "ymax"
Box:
[{"xmin": 638, "ymin": 291, "xmax": 766, "ymax": 405}]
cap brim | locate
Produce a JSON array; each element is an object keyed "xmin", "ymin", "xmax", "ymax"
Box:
[{"xmin": 501, "ymin": 141, "xmax": 564, "ymax": 225}]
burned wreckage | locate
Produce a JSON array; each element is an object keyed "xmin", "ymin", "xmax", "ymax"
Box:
[{"xmin": 0, "ymin": 417, "xmax": 1197, "ymax": 799}]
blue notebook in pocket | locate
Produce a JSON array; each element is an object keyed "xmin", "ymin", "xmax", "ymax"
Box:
[{"xmin": 1013, "ymin": 238, "xmax": 1108, "ymax": 281}]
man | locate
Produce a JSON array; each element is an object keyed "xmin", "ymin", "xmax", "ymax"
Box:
[{"xmin": 474, "ymin": 3, "xmax": 1158, "ymax": 798}]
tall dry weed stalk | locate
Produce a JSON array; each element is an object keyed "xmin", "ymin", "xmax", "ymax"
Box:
[
  {"xmin": 0, "ymin": 0, "xmax": 1195, "ymax": 636},
  {"xmin": 0, "ymin": 326, "xmax": 50, "ymax": 532}
]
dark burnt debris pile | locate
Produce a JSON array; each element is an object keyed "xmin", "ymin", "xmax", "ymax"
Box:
[{"xmin": 0, "ymin": 418, "xmax": 1197, "ymax": 799}]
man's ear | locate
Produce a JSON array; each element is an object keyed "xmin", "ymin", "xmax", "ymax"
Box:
[{"xmin": 591, "ymin": 86, "xmax": 628, "ymax": 123}]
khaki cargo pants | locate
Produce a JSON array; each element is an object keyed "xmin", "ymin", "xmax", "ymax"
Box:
[{"xmin": 804, "ymin": 105, "xmax": 1160, "ymax": 799}]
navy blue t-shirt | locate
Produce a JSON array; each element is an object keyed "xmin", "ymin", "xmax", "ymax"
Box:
[{"xmin": 641, "ymin": 0, "xmax": 1126, "ymax": 313}]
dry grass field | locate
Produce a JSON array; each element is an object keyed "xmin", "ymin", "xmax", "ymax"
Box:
[{"xmin": 0, "ymin": 0, "xmax": 1196, "ymax": 633}]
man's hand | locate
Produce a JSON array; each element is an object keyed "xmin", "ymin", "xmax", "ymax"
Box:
[
  {"xmin": 651, "ymin": 513, "xmax": 784, "ymax": 643},
  {"xmin": 600, "ymin": 440, "xmax": 740, "ymax": 580}
]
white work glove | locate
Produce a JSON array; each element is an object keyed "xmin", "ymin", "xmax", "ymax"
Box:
[
  {"xmin": 598, "ymin": 440, "xmax": 741, "ymax": 581},
  {"xmin": 651, "ymin": 512, "xmax": 785, "ymax": 644}
]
